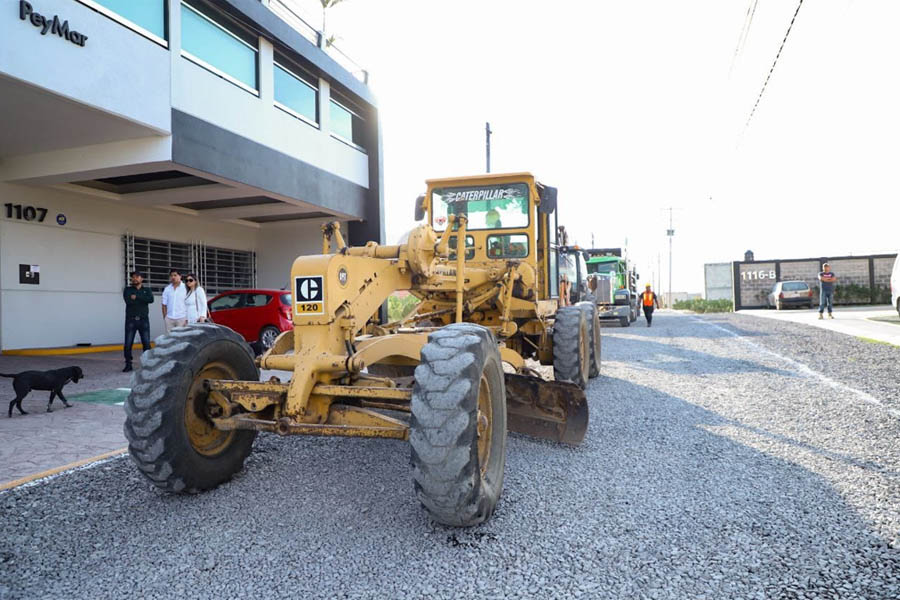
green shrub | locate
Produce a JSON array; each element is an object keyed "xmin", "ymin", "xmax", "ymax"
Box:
[
  {"xmin": 673, "ymin": 298, "xmax": 734, "ymax": 313},
  {"xmin": 387, "ymin": 293, "xmax": 420, "ymax": 322}
]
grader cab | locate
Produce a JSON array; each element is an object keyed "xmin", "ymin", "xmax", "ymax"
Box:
[{"xmin": 124, "ymin": 172, "xmax": 601, "ymax": 527}]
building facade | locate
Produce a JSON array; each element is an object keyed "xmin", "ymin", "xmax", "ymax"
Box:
[{"xmin": 1, "ymin": 0, "xmax": 382, "ymax": 350}]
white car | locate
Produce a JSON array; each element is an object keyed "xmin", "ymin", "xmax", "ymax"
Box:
[
  {"xmin": 767, "ymin": 280, "xmax": 814, "ymax": 310},
  {"xmin": 892, "ymin": 253, "xmax": 900, "ymax": 316}
]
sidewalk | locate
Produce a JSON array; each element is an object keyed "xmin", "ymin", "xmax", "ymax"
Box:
[
  {"xmin": 0, "ymin": 348, "xmax": 292, "ymax": 488},
  {"xmin": 738, "ymin": 305, "xmax": 900, "ymax": 346},
  {"xmin": 0, "ymin": 350, "xmax": 139, "ymax": 487}
]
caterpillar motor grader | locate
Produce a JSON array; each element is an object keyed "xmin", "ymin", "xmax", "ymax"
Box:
[{"xmin": 124, "ymin": 172, "xmax": 601, "ymax": 527}]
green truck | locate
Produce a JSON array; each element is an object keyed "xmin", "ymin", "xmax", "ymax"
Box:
[{"xmin": 585, "ymin": 249, "xmax": 639, "ymax": 327}]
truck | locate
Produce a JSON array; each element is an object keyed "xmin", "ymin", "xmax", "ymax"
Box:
[{"xmin": 585, "ymin": 248, "xmax": 639, "ymax": 327}]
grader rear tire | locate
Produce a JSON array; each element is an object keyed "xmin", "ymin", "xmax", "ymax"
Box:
[
  {"xmin": 410, "ymin": 324, "xmax": 507, "ymax": 527},
  {"xmin": 553, "ymin": 306, "xmax": 590, "ymax": 389},
  {"xmin": 124, "ymin": 324, "xmax": 259, "ymax": 493},
  {"xmin": 576, "ymin": 301, "xmax": 601, "ymax": 378}
]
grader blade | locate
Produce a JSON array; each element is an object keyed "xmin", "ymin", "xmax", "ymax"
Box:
[{"xmin": 504, "ymin": 374, "xmax": 588, "ymax": 445}]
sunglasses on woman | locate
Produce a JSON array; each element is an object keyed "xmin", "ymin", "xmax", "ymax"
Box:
[{"xmin": 186, "ymin": 279, "xmax": 195, "ymax": 282}]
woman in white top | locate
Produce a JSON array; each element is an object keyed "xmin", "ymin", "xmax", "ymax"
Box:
[{"xmin": 184, "ymin": 273, "xmax": 210, "ymax": 324}]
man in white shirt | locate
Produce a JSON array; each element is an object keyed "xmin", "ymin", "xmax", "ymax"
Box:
[{"xmin": 161, "ymin": 269, "xmax": 188, "ymax": 332}]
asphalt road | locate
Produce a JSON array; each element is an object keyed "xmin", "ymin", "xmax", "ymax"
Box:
[{"xmin": 2, "ymin": 311, "xmax": 898, "ymax": 599}]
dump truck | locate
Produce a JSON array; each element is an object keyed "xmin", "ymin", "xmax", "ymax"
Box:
[
  {"xmin": 586, "ymin": 249, "xmax": 639, "ymax": 327},
  {"xmin": 124, "ymin": 172, "xmax": 600, "ymax": 527}
]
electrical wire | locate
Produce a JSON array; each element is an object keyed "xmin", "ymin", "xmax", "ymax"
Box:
[
  {"xmin": 729, "ymin": 0, "xmax": 760, "ymax": 77},
  {"xmin": 745, "ymin": 0, "xmax": 805, "ymax": 128}
]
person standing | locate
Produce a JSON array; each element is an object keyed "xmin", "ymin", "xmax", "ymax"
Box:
[
  {"xmin": 184, "ymin": 273, "xmax": 209, "ymax": 324},
  {"xmin": 818, "ymin": 263, "xmax": 837, "ymax": 319},
  {"xmin": 161, "ymin": 268, "xmax": 188, "ymax": 332},
  {"xmin": 638, "ymin": 283, "xmax": 660, "ymax": 327},
  {"xmin": 123, "ymin": 271, "xmax": 154, "ymax": 372}
]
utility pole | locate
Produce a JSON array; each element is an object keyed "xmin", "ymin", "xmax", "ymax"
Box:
[
  {"xmin": 485, "ymin": 122, "xmax": 492, "ymax": 173},
  {"xmin": 665, "ymin": 208, "xmax": 675, "ymax": 308},
  {"xmin": 657, "ymin": 252, "xmax": 661, "ymax": 303}
]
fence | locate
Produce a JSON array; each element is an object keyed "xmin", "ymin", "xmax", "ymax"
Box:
[
  {"xmin": 704, "ymin": 262, "xmax": 733, "ymax": 301},
  {"xmin": 732, "ymin": 253, "xmax": 897, "ymax": 310}
]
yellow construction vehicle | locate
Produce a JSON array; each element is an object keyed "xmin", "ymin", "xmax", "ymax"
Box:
[{"xmin": 124, "ymin": 172, "xmax": 601, "ymax": 527}]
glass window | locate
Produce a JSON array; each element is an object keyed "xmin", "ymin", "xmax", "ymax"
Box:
[
  {"xmin": 181, "ymin": 2, "xmax": 257, "ymax": 91},
  {"xmin": 782, "ymin": 282, "xmax": 809, "ymax": 291},
  {"xmin": 245, "ymin": 293, "xmax": 271, "ymax": 307},
  {"xmin": 330, "ymin": 99, "xmax": 366, "ymax": 147},
  {"xmin": 91, "ymin": 0, "xmax": 166, "ymax": 39},
  {"xmin": 487, "ymin": 234, "xmax": 529, "ymax": 259},
  {"xmin": 448, "ymin": 236, "xmax": 475, "ymax": 261},
  {"xmin": 210, "ymin": 294, "xmax": 244, "ymax": 311},
  {"xmin": 280, "ymin": 293, "xmax": 292, "ymax": 307},
  {"xmin": 432, "ymin": 183, "xmax": 530, "ymax": 231},
  {"xmin": 274, "ymin": 63, "xmax": 317, "ymax": 123},
  {"xmin": 587, "ymin": 261, "xmax": 617, "ymax": 275}
]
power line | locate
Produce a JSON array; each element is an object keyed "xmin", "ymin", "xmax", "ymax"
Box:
[
  {"xmin": 729, "ymin": 0, "xmax": 760, "ymax": 77},
  {"xmin": 744, "ymin": 0, "xmax": 805, "ymax": 128}
]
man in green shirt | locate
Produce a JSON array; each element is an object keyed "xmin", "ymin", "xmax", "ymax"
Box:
[{"xmin": 123, "ymin": 271, "xmax": 154, "ymax": 372}]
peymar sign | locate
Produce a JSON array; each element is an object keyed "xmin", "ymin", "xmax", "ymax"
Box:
[{"xmin": 19, "ymin": 1, "xmax": 88, "ymax": 47}]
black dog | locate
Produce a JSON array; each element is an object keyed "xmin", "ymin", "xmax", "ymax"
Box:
[{"xmin": 2, "ymin": 366, "xmax": 84, "ymax": 417}]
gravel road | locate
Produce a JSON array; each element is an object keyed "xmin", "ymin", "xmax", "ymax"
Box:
[{"xmin": 2, "ymin": 311, "xmax": 898, "ymax": 599}]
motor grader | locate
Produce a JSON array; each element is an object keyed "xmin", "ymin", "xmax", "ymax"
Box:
[{"xmin": 124, "ymin": 172, "xmax": 601, "ymax": 527}]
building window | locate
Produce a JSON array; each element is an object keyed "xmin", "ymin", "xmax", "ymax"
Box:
[
  {"xmin": 124, "ymin": 236, "xmax": 256, "ymax": 295},
  {"xmin": 274, "ymin": 59, "xmax": 318, "ymax": 125},
  {"xmin": 80, "ymin": 0, "xmax": 167, "ymax": 43},
  {"xmin": 199, "ymin": 245, "xmax": 257, "ymax": 295},
  {"xmin": 181, "ymin": 2, "xmax": 258, "ymax": 93},
  {"xmin": 329, "ymin": 95, "xmax": 366, "ymax": 150}
]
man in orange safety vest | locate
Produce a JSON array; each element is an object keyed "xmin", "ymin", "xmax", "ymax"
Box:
[{"xmin": 637, "ymin": 283, "xmax": 660, "ymax": 327}]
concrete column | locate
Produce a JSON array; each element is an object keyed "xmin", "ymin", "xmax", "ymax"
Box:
[
  {"xmin": 319, "ymin": 78, "xmax": 331, "ymax": 134},
  {"xmin": 259, "ymin": 38, "xmax": 275, "ymax": 105},
  {"xmin": 168, "ymin": 0, "xmax": 182, "ymax": 107}
]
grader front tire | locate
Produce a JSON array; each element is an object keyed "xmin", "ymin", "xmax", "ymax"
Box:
[
  {"xmin": 410, "ymin": 324, "xmax": 507, "ymax": 527},
  {"xmin": 124, "ymin": 324, "xmax": 259, "ymax": 493},
  {"xmin": 553, "ymin": 306, "xmax": 590, "ymax": 389},
  {"xmin": 576, "ymin": 301, "xmax": 601, "ymax": 378}
]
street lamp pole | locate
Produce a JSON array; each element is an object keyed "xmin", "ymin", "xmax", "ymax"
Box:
[
  {"xmin": 666, "ymin": 208, "xmax": 675, "ymax": 308},
  {"xmin": 485, "ymin": 122, "xmax": 492, "ymax": 173}
]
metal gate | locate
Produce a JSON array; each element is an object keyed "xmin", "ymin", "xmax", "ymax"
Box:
[{"xmin": 124, "ymin": 234, "xmax": 257, "ymax": 295}]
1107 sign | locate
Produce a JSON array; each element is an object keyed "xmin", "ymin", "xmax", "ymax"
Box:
[
  {"xmin": 741, "ymin": 269, "xmax": 776, "ymax": 281},
  {"xmin": 4, "ymin": 204, "xmax": 48, "ymax": 223}
]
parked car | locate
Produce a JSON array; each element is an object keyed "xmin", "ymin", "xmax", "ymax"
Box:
[
  {"xmin": 892, "ymin": 253, "xmax": 900, "ymax": 316},
  {"xmin": 767, "ymin": 280, "xmax": 814, "ymax": 310},
  {"xmin": 208, "ymin": 288, "xmax": 292, "ymax": 351}
]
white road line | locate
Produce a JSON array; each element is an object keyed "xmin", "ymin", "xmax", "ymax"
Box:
[{"xmin": 694, "ymin": 317, "xmax": 900, "ymax": 419}]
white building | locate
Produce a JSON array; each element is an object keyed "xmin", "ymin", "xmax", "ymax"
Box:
[{"xmin": 0, "ymin": 0, "xmax": 382, "ymax": 351}]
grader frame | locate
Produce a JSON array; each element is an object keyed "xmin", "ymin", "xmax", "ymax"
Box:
[{"xmin": 124, "ymin": 172, "xmax": 599, "ymax": 526}]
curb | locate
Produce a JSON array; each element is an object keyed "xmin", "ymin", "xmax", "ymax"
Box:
[
  {"xmin": 2, "ymin": 343, "xmax": 155, "ymax": 356},
  {"xmin": 0, "ymin": 447, "xmax": 129, "ymax": 491}
]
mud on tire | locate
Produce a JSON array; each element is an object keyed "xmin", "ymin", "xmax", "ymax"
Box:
[
  {"xmin": 410, "ymin": 323, "xmax": 507, "ymax": 527},
  {"xmin": 124, "ymin": 323, "xmax": 259, "ymax": 493},
  {"xmin": 576, "ymin": 301, "xmax": 601, "ymax": 378},
  {"xmin": 553, "ymin": 306, "xmax": 589, "ymax": 389}
]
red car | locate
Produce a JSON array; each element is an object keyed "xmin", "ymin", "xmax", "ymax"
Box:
[{"xmin": 208, "ymin": 288, "xmax": 292, "ymax": 350}]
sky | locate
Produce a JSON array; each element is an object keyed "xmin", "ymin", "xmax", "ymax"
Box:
[{"xmin": 287, "ymin": 0, "xmax": 899, "ymax": 294}]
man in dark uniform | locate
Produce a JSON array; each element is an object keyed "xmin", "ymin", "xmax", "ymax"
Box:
[
  {"xmin": 123, "ymin": 271, "xmax": 154, "ymax": 372},
  {"xmin": 638, "ymin": 283, "xmax": 660, "ymax": 327}
]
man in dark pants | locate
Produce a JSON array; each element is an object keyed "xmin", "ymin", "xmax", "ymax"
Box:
[
  {"xmin": 638, "ymin": 283, "xmax": 660, "ymax": 327},
  {"xmin": 123, "ymin": 271, "xmax": 154, "ymax": 372}
]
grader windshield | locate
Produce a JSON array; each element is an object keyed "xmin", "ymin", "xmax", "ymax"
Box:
[{"xmin": 431, "ymin": 183, "xmax": 530, "ymax": 231}]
